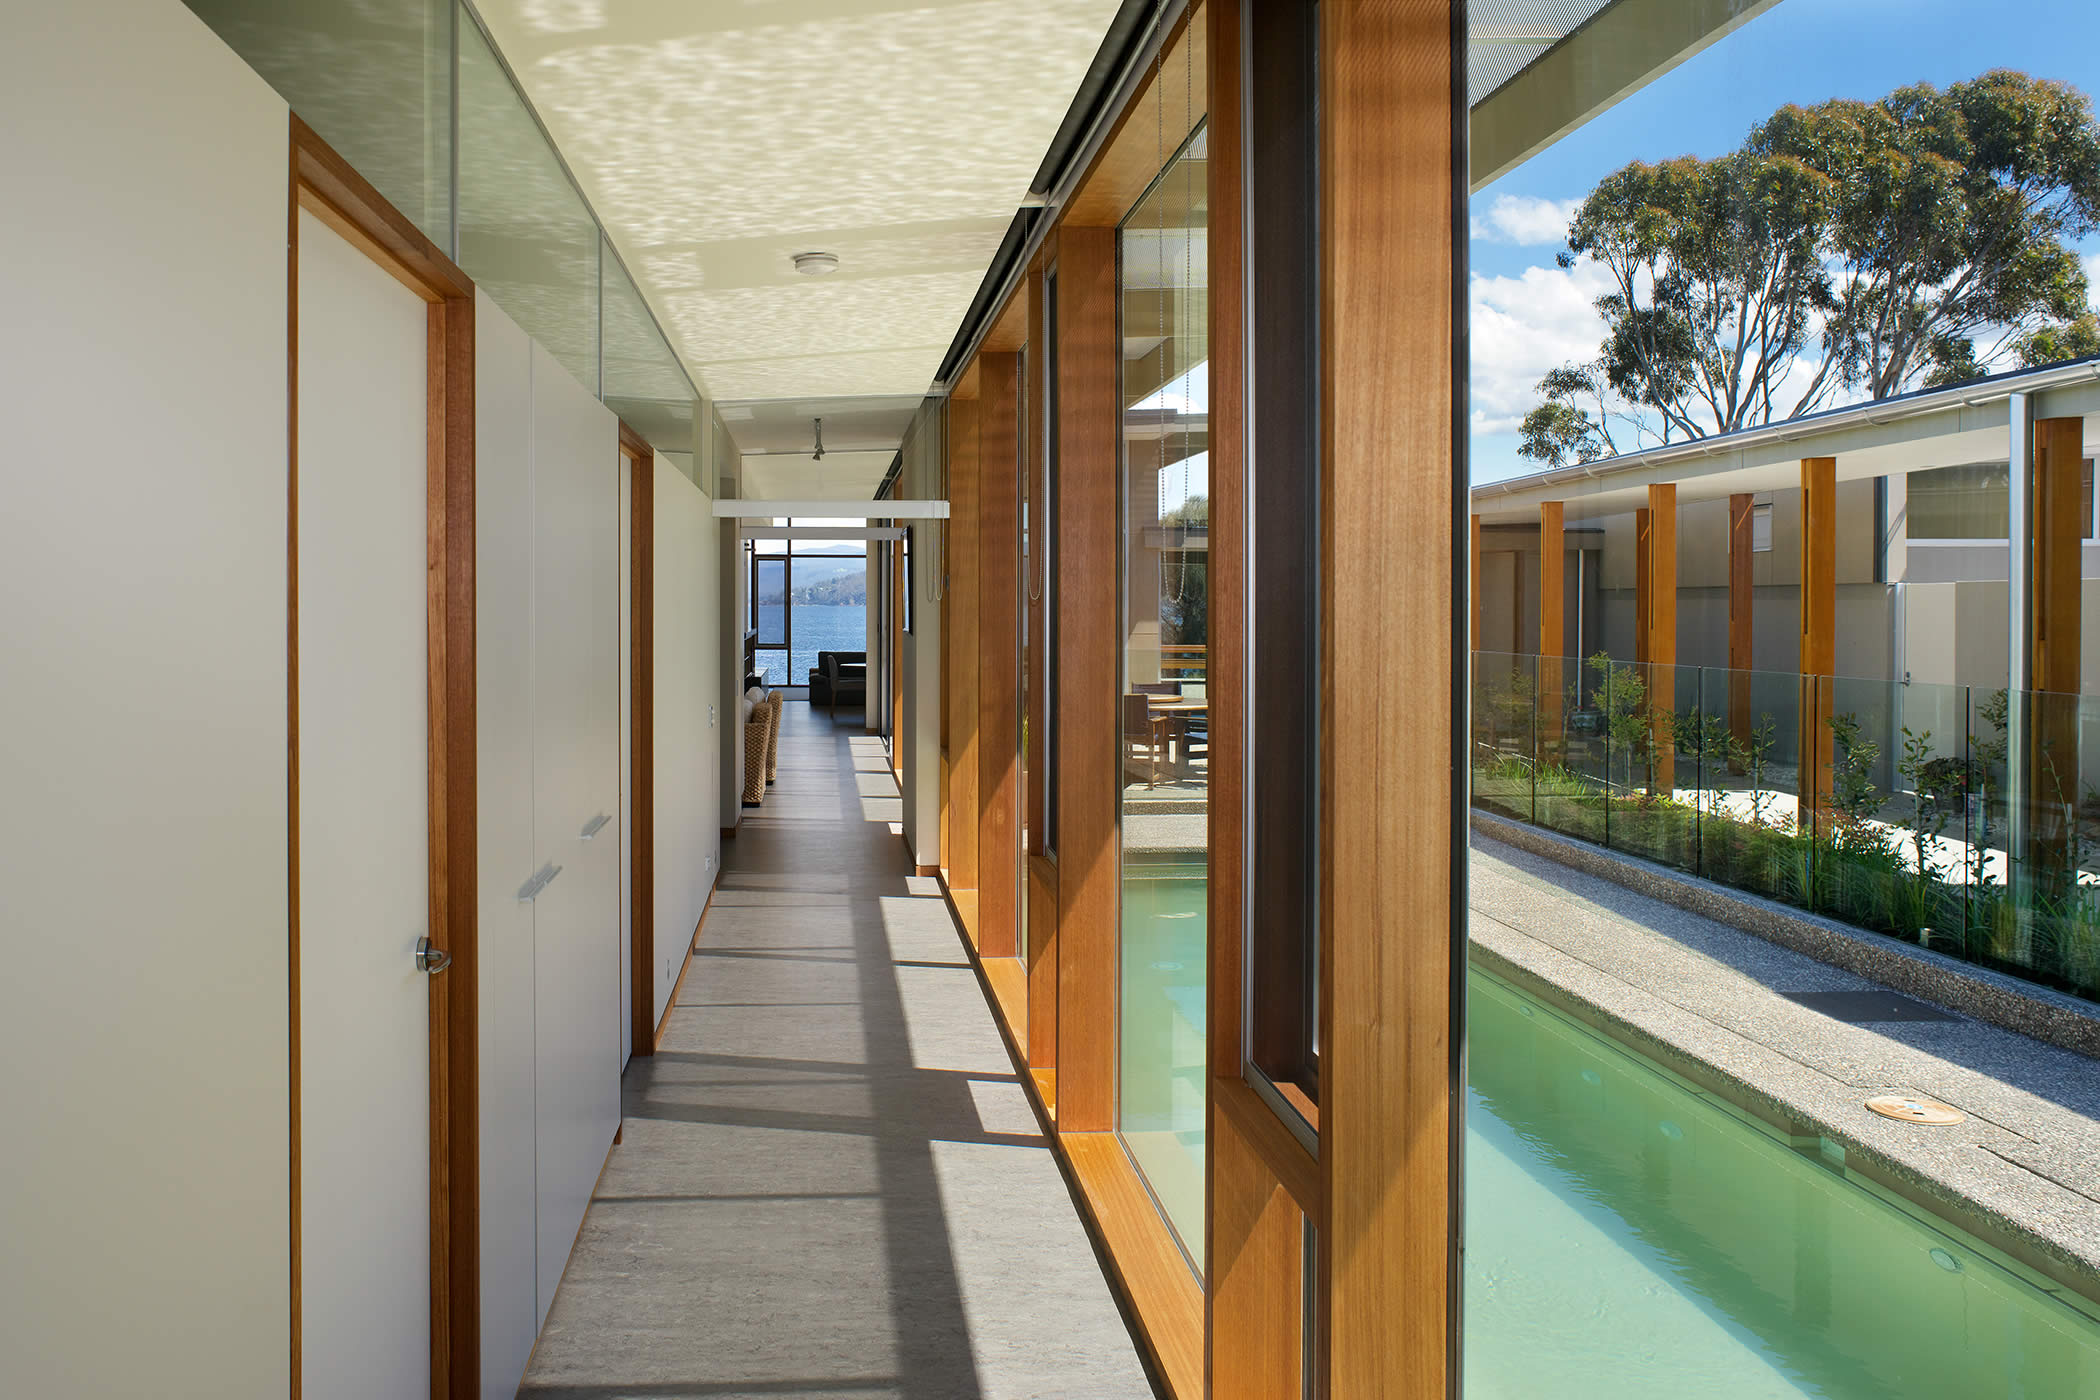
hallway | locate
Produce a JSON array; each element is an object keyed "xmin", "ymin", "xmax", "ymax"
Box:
[{"xmin": 520, "ymin": 702, "xmax": 1156, "ymax": 1399}]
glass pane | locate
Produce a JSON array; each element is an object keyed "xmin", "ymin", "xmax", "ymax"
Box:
[
  {"xmin": 1471, "ymin": 652, "xmax": 1537, "ymax": 824},
  {"xmin": 786, "ymin": 534, "xmax": 867, "ymax": 694},
  {"xmin": 601, "ymin": 238, "xmax": 696, "ymax": 457},
  {"xmin": 457, "ymin": 14, "xmax": 599, "ymax": 393},
  {"xmin": 1116, "ymin": 118, "xmax": 1208, "ymax": 1268},
  {"xmin": 184, "ymin": 0, "xmax": 454, "ymax": 250},
  {"xmin": 1991, "ymin": 687, "xmax": 2100, "ymax": 996},
  {"xmin": 754, "ymin": 560, "xmax": 785, "ymax": 644},
  {"xmin": 1599, "ymin": 658, "xmax": 1696, "ymax": 873}
]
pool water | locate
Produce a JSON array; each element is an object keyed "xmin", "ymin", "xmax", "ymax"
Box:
[
  {"xmin": 1119, "ymin": 858, "xmax": 1210, "ymax": 1265},
  {"xmin": 1112, "ymin": 875, "xmax": 2100, "ymax": 1393},
  {"xmin": 1468, "ymin": 970, "xmax": 2100, "ymax": 1397}
]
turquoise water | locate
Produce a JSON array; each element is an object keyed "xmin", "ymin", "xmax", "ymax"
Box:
[
  {"xmin": 1467, "ymin": 971, "xmax": 2100, "ymax": 1398},
  {"xmin": 1118, "ymin": 878, "xmax": 2100, "ymax": 1393},
  {"xmin": 1119, "ymin": 857, "xmax": 1208, "ymax": 1266}
]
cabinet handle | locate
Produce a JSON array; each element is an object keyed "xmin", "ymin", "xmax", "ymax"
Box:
[
  {"xmin": 517, "ymin": 863, "xmax": 563, "ymax": 902},
  {"xmin": 579, "ymin": 813, "xmax": 611, "ymax": 840}
]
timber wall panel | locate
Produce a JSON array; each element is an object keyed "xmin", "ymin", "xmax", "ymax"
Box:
[
  {"xmin": 1318, "ymin": 1, "xmax": 1458, "ymax": 1394},
  {"xmin": 977, "ymin": 352, "xmax": 1023, "ymax": 959},
  {"xmin": 948, "ymin": 394, "xmax": 981, "ymax": 895},
  {"xmin": 1053, "ymin": 226, "xmax": 1121, "ymax": 1134}
]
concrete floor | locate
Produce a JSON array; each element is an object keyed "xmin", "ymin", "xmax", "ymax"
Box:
[{"xmin": 520, "ymin": 702, "xmax": 1155, "ymax": 1400}]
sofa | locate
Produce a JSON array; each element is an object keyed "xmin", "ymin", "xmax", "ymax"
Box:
[{"xmin": 808, "ymin": 650, "xmax": 868, "ymax": 710}]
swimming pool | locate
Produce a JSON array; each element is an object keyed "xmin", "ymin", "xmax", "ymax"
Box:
[
  {"xmin": 1110, "ymin": 872, "xmax": 2100, "ymax": 1393},
  {"xmin": 1467, "ymin": 969, "xmax": 2100, "ymax": 1398}
]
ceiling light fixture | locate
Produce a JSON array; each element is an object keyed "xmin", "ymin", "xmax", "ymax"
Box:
[{"xmin": 792, "ymin": 251, "xmax": 839, "ymax": 276}]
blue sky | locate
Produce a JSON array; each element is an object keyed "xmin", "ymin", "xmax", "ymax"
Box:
[{"xmin": 1469, "ymin": 0, "xmax": 2100, "ymax": 484}]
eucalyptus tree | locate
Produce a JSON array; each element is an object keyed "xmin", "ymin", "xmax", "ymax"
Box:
[{"xmin": 1518, "ymin": 71, "xmax": 2100, "ymax": 468}]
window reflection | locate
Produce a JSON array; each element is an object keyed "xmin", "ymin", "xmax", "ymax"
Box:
[{"xmin": 1117, "ymin": 121, "xmax": 1209, "ymax": 1267}]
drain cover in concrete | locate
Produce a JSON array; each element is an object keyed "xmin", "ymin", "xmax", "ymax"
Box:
[
  {"xmin": 1778, "ymin": 989, "xmax": 1959, "ymax": 1023},
  {"xmin": 1865, "ymin": 1094, "xmax": 1966, "ymax": 1125}
]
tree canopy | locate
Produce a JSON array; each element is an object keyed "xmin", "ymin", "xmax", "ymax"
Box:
[{"xmin": 1518, "ymin": 70, "xmax": 2100, "ymax": 468}]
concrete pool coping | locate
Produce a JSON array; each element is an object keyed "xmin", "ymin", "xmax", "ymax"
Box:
[
  {"xmin": 1471, "ymin": 810, "xmax": 2100, "ymax": 1060},
  {"xmin": 1470, "ymin": 834, "xmax": 2100, "ymax": 1313}
]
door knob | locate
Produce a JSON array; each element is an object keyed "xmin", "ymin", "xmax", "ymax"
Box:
[{"xmin": 415, "ymin": 936, "xmax": 452, "ymax": 974}]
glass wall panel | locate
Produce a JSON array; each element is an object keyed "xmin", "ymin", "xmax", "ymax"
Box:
[
  {"xmin": 1117, "ymin": 122, "xmax": 1209, "ymax": 1266},
  {"xmin": 457, "ymin": 14, "xmax": 599, "ymax": 393},
  {"xmin": 749, "ymin": 522, "xmax": 868, "ymax": 691},
  {"xmin": 1472, "ymin": 652, "xmax": 1537, "ymax": 824},
  {"xmin": 184, "ymin": 0, "xmax": 454, "ymax": 250},
  {"xmin": 1467, "ymin": 1, "xmax": 2100, "ymax": 1392},
  {"xmin": 602, "ymin": 237, "xmax": 698, "ymax": 459}
]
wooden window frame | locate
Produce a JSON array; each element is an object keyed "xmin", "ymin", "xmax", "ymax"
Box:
[
  {"xmin": 934, "ymin": 3, "xmax": 1464, "ymax": 1397},
  {"xmin": 621, "ymin": 423, "xmax": 662, "ymax": 1059},
  {"xmin": 289, "ymin": 114, "xmax": 481, "ymax": 1400}
]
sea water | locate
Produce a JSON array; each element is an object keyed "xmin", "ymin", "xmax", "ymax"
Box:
[{"xmin": 753, "ymin": 603, "xmax": 867, "ymax": 687}]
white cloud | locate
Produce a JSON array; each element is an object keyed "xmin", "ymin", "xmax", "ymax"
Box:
[
  {"xmin": 1469, "ymin": 258, "xmax": 1612, "ymax": 436},
  {"xmin": 2084, "ymin": 250, "xmax": 2100, "ymax": 304},
  {"xmin": 1470, "ymin": 194, "xmax": 1581, "ymax": 247}
]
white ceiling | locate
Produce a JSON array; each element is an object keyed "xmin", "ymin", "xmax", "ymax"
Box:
[
  {"xmin": 719, "ymin": 394, "xmax": 923, "ymax": 455},
  {"xmin": 739, "ymin": 450, "xmax": 897, "ymax": 501},
  {"xmin": 471, "ymin": 0, "xmax": 1124, "ymax": 444}
]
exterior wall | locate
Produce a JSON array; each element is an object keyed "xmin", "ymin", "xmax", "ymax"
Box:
[
  {"xmin": 1483, "ymin": 480, "xmax": 1894, "ymax": 679},
  {"xmin": 0, "ymin": 3, "xmax": 292, "ymax": 1392}
]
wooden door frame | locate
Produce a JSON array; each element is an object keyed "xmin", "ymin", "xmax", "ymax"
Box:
[
  {"xmin": 621, "ymin": 422, "xmax": 659, "ymax": 1058},
  {"xmin": 289, "ymin": 114, "xmax": 480, "ymax": 1400}
]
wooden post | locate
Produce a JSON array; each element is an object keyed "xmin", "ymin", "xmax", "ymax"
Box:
[
  {"xmin": 1646, "ymin": 483, "xmax": 1676, "ymax": 794},
  {"xmin": 947, "ymin": 390, "xmax": 981, "ymax": 898},
  {"xmin": 1025, "ymin": 264, "xmax": 1058, "ymax": 1068},
  {"xmin": 1320, "ymin": 0, "xmax": 1456, "ymax": 1392},
  {"xmin": 1799, "ymin": 457, "xmax": 1837, "ymax": 819},
  {"xmin": 1538, "ymin": 502, "xmax": 1564, "ymax": 763},
  {"xmin": 1727, "ymin": 492, "xmax": 1754, "ymax": 773},
  {"xmin": 1053, "ymin": 224, "xmax": 1119, "ymax": 1134},
  {"xmin": 977, "ymin": 351, "xmax": 1022, "ymax": 958},
  {"xmin": 2029, "ymin": 417, "xmax": 2084, "ymax": 908}
]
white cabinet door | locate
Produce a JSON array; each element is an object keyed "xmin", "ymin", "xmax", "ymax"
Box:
[
  {"xmin": 473, "ymin": 292, "xmax": 541, "ymax": 1400},
  {"xmin": 294, "ymin": 208, "xmax": 431, "ymax": 1400},
  {"xmin": 528, "ymin": 344, "xmax": 622, "ymax": 1319}
]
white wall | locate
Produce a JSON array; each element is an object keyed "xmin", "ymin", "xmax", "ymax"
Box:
[
  {"xmin": 0, "ymin": 4, "xmax": 291, "ymax": 1392},
  {"xmin": 475, "ymin": 297, "xmax": 623, "ymax": 1394},
  {"xmin": 901, "ymin": 401, "xmax": 946, "ymax": 867},
  {"xmin": 653, "ymin": 457, "xmax": 722, "ymax": 1026},
  {"xmin": 475, "ymin": 292, "xmax": 542, "ymax": 1399}
]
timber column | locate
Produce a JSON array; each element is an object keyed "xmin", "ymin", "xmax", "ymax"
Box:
[
  {"xmin": 2024, "ymin": 416, "xmax": 2085, "ymax": 962},
  {"xmin": 1643, "ymin": 484, "xmax": 1677, "ymax": 794},
  {"xmin": 1799, "ymin": 457, "xmax": 1837, "ymax": 820},
  {"xmin": 1539, "ymin": 501, "xmax": 1564, "ymax": 762}
]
